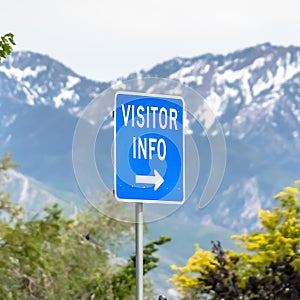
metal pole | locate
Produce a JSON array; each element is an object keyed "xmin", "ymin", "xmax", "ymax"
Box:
[{"xmin": 135, "ymin": 202, "xmax": 143, "ymax": 300}]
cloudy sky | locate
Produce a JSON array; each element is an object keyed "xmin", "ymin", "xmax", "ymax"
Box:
[{"xmin": 1, "ymin": 0, "xmax": 299, "ymax": 81}]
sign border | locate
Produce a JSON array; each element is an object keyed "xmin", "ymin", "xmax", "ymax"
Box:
[{"xmin": 114, "ymin": 91, "xmax": 185, "ymax": 205}]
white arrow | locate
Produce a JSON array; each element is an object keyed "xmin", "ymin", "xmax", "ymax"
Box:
[{"xmin": 135, "ymin": 169, "xmax": 164, "ymax": 191}]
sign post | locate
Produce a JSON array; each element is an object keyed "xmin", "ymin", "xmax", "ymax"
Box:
[
  {"xmin": 135, "ymin": 202, "xmax": 143, "ymax": 300},
  {"xmin": 114, "ymin": 91, "xmax": 185, "ymax": 299}
]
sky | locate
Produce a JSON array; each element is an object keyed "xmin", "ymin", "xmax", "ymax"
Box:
[{"xmin": 1, "ymin": 0, "xmax": 300, "ymax": 81}]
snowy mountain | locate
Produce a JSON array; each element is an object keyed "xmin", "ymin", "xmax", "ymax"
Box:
[
  {"xmin": 0, "ymin": 51, "xmax": 109, "ymax": 110},
  {"xmin": 0, "ymin": 43, "xmax": 300, "ymax": 234}
]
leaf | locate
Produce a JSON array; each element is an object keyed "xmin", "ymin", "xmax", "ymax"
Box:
[{"xmin": 0, "ymin": 32, "xmax": 15, "ymax": 63}]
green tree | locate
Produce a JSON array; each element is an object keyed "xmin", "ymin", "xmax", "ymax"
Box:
[
  {"xmin": 0, "ymin": 155, "xmax": 170, "ymax": 299},
  {"xmin": 170, "ymin": 180, "xmax": 300, "ymax": 300},
  {"xmin": 110, "ymin": 235, "xmax": 172, "ymax": 299},
  {"xmin": 0, "ymin": 33, "xmax": 15, "ymax": 63}
]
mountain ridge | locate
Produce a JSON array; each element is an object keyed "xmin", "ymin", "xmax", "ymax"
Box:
[{"xmin": 0, "ymin": 43, "xmax": 299, "ymax": 234}]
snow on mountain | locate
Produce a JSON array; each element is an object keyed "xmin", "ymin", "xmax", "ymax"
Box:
[
  {"xmin": 0, "ymin": 51, "xmax": 109, "ymax": 109},
  {"xmin": 150, "ymin": 44, "xmax": 300, "ymax": 123},
  {"xmin": 123, "ymin": 44, "xmax": 300, "ymax": 151}
]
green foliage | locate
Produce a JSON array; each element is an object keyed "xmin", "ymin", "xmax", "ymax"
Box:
[
  {"xmin": 110, "ymin": 236, "xmax": 171, "ymax": 300},
  {"xmin": 0, "ymin": 154, "xmax": 170, "ymax": 299},
  {"xmin": 0, "ymin": 153, "xmax": 22, "ymax": 221},
  {"xmin": 0, "ymin": 33, "xmax": 15, "ymax": 63},
  {"xmin": 171, "ymin": 180, "xmax": 300, "ymax": 299}
]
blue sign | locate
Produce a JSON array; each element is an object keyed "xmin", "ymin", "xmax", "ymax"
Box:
[{"xmin": 114, "ymin": 92, "xmax": 185, "ymax": 204}]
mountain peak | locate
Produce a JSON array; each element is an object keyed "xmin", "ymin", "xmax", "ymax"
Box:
[{"xmin": 0, "ymin": 50, "xmax": 109, "ymax": 108}]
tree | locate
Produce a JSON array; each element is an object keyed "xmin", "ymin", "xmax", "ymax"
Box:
[
  {"xmin": 0, "ymin": 33, "xmax": 15, "ymax": 63},
  {"xmin": 110, "ymin": 235, "xmax": 172, "ymax": 299},
  {"xmin": 0, "ymin": 155, "xmax": 170, "ymax": 299},
  {"xmin": 170, "ymin": 180, "xmax": 300, "ymax": 300}
]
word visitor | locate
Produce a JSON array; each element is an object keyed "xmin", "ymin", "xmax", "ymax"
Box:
[{"xmin": 121, "ymin": 104, "xmax": 178, "ymax": 160}]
